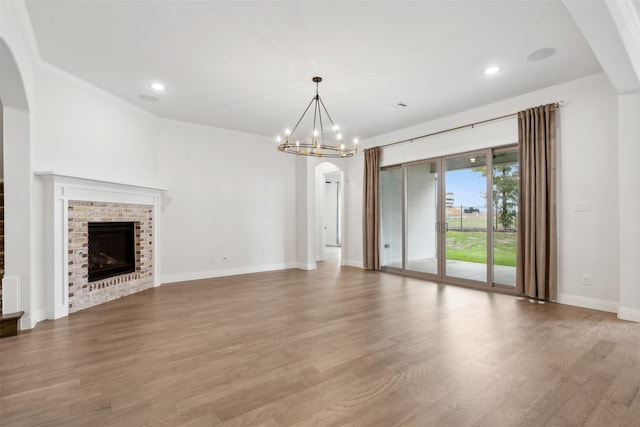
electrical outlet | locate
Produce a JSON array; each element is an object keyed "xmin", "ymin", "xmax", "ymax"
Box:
[
  {"xmin": 209, "ymin": 256, "xmax": 215, "ymax": 264},
  {"xmin": 582, "ymin": 274, "xmax": 591, "ymax": 285}
]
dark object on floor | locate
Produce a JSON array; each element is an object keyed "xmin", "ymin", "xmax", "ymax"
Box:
[{"xmin": 0, "ymin": 311, "xmax": 25, "ymax": 338}]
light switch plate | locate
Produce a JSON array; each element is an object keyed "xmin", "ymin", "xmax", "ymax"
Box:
[{"xmin": 573, "ymin": 201, "xmax": 590, "ymax": 211}]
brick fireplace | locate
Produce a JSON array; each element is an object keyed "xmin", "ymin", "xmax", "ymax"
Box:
[
  {"xmin": 67, "ymin": 201, "xmax": 154, "ymax": 313},
  {"xmin": 38, "ymin": 173, "xmax": 163, "ymax": 320}
]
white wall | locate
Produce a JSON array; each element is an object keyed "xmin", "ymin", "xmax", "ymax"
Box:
[
  {"xmin": 342, "ymin": 154, "xmax": 364, "ymax": 268},
  {"xmin": 156, "ymin": 120, "xmax": 297, "ymax": 283},
  {"xmin": 345, "ymin": 74, "xmax": 622, "ymax": 313},
  {"xmin": 617, "ymin": 91, "xmax": 640, "ymax": 321},
  {"xmin": 555, "ymin": 76, "xmax": 619, "ymax": 311},
  {"xmin": 3, "ymin": 107, "xmax": 32, "ymax": 315},
  {"xmin": 1, "ymin": 1, "xmax": 36, "ymax": 327},
  {"xmin": 33, "ymin": 69, "xmax": 158, "ymax": 187},
  {"xmin": 295, "ymin": 156, "xmax": 313, "ymax": 269}
]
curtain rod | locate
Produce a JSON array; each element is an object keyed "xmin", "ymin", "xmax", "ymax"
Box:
[{"xmin": 376, "ymin": 102, "xmax": 562, "ymax": 150}]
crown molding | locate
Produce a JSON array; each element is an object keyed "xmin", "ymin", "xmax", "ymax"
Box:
[
  {"xmin": 159, "ymin": 116, "xmax": 276, "ymax": 142},
  {"xmin": 615, "ymin": 0, "xmax": 640, "ymax": 51},
  {"xmin": 11, "ymin": 0, "xmax": 158, "ymax": 121},
  {"xmin": 10, "ymin": 0, "xmax": 41, "ymax": 63},
  {"xmin": 607, "ymin": 0, "xmax": 640, "ymax": 89}
]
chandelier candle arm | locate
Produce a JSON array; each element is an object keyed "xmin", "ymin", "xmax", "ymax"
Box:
[{"xmin": 276, "ymin": 76, "xmax": 358, "ymax": 158}]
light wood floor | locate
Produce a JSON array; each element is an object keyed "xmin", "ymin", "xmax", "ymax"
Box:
[{"xmin": 1, "ymin": 261, "xmax": 639, "ymax": 426}]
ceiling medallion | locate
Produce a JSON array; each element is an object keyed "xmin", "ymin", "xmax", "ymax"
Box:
[{"xmin": 277, "ymin": 77, "xmax": 358, "ymax": 158}]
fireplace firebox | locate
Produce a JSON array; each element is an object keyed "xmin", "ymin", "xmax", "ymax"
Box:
[{"xmin": 88, "ymin": 222, "xmax": 136, "ymax": 282}]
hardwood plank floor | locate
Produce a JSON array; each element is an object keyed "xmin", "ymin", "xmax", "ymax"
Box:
[{"xmin": 1, "ymin": 261, "xmax": 639, "ymax": 426}]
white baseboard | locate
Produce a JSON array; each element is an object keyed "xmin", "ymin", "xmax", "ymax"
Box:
[
  {"xmin": 617, "ymin": 306, "xmax": 640, "ymax": 323},
  {"xmin": 21, "ymin": 308, "xmax": 46, "ymax": 330},
  {"xmin": 162, "ymin": 262, "xmax": 298, "ymax": 284},
  {"xmin": 341, "ymin": 259, "xmax": 364, "ymax": 269},
  {"xmin": 557, "ymin": 294, "xmax": 619, "ymax": 314},
  {"xmin": 296, "ymin": 262, "xmax": 317, "ymax": 271}
]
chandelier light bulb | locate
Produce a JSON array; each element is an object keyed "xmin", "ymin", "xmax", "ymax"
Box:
[
  {"xmin": 285, "ymin": 128, "xmax": 291, "ymax": 136},
  {"xmin": 354, "ymin": 138, "xmax": 359, "ymax": 145}
]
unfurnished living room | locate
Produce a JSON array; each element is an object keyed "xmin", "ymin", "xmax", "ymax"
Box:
[{"xmin": 1, "ymin": 0, "xmax": 640, "ymax": 426}]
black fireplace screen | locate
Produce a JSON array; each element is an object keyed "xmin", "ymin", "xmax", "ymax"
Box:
[{"xmin": 88, "ymin": 222, "xmax": 136, "ymax": 282}]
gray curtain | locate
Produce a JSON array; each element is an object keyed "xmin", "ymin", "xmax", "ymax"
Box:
[
  {"xmin": 516, "ymin": 103, "xmax": 557, "ymax": 300},
  {"xmin": 363, "ymin": 147, "xmax": 381, "ymax": 270}
]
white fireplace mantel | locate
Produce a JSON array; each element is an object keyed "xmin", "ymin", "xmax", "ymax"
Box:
[{"xmin": 36, "ymin": 172, "xmax": 165, "ymax": 320}]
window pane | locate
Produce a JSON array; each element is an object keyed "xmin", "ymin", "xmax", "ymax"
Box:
[
  {"xmin": 380, "ymin": 168, "xmax": 403, "ymax": 268},
  {"xmin": 445, "ymin": 154, "xmax": 487, "ymax": 282},
  {"xmin": 492, "ymin": 149, "xmax": 518, "ymax": 286},
  {"xmin": 406, "ymin": 162, "xmax": 438, "ymax": 274}
]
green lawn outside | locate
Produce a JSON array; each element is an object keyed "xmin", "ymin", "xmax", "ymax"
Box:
[{"xmin": 446, "ymin": 231, "xmax": 516, "ymax": 266}]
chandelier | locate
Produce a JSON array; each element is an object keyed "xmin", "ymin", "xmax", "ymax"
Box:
[{"xmin": 277, "ymin": 77, "xmax": 358, "ymax": 158}]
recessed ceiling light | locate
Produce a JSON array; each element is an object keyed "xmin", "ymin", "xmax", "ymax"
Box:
[
  {"xmin": 138, "ymin": 94, "xmax": 160, "ymax": 102},
  {"xmin": 148, "ymin": 82, "xmax": 166, "ymax": 92},
  {"xmin": 484, "ymin": 66, "xmax": 501, "ymax": 76},
  {"xmin": 526, "ymin": 47, "xmax": 557, "ymax": 62}
]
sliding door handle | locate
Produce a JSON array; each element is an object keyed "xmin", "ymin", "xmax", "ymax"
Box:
[{"xmin": 435, "ymin": 222, "xmax": 449, "ymax": 232}]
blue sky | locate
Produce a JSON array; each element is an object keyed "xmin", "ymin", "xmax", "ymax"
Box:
[{"xmin": 445, "ymin": 169, "xmax": 486, "ymax": 208}]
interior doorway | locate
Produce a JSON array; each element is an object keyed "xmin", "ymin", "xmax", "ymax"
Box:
[
  {"xmin": 324, "ymin": 172, "xmax": 341, "ymax": 247},
  {"xmin": 315, "ymin": 162, "xmax": 343, "ymax": 265}
]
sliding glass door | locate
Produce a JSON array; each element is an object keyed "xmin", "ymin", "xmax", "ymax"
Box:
[
  {"xmin": 444, "ymin": 154, "xmax": 488, "ymax": 282},
  {"xmin": 380, "ymin": 146, "xmax": 518, "ymax": 289},
  {"xmin": 406, "ymin": 161, "xmax": 439, "ymax": 275}
]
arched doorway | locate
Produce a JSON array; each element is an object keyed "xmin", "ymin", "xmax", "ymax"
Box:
[{"xmin": 1, "ymin": 38, "xmax": 32, "ymax": 323}]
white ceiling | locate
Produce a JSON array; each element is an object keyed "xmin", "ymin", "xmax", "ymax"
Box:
[{"xmin": 24, "ymin": 0, "xmax": 603, "ymax": 140}]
